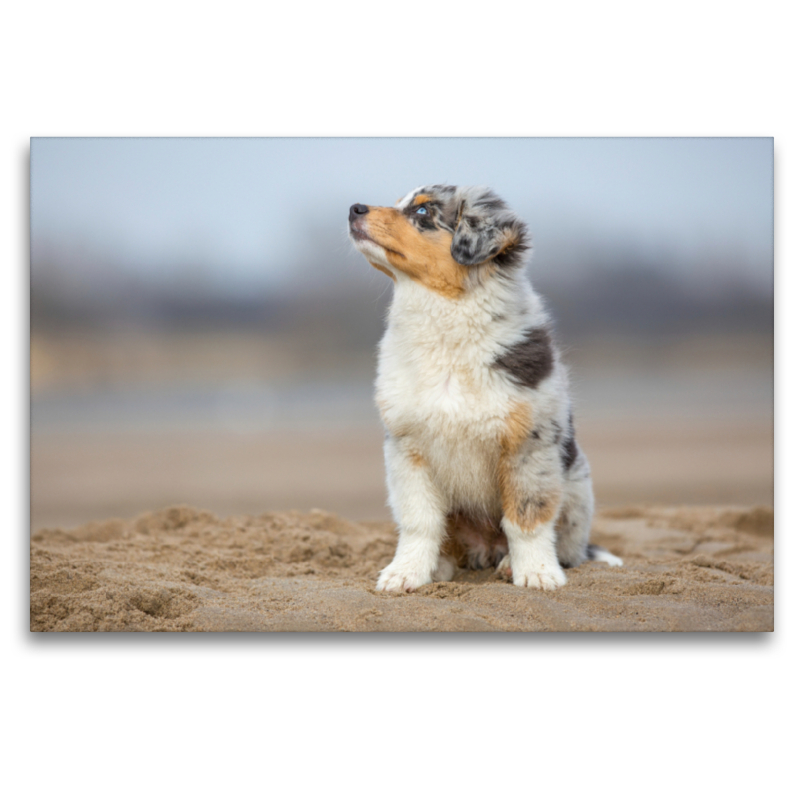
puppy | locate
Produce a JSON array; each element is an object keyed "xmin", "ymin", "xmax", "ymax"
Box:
[{"xmin": 348, "ymin": 185, "xmax": 622, "ymax": 592}]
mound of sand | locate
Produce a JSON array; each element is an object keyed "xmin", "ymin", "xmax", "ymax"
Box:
[{"xmin": 30, "ymin": 505, "xmax": 773, "ymax": 632}]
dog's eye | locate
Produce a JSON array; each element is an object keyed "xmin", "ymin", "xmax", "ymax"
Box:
[{"xmin": 415, "ymin": 206, "xmax": 429, "ymax": 216}]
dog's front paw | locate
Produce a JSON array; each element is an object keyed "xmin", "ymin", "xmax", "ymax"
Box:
[
  {"xmin": 513, "ymin": 563, "xmax": 567, "ymax": 590},
  {"xmin": 495, "ymin": 554, "xmax": 566, "ymax": 590},
  {"xmin": 376, "ymin": 560, "xmax": 433, "ymax": 593}
]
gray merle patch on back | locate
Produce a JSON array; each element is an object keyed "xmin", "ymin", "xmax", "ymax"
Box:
[{"xmin": 492, "ymin": 328, "xmax": 554, "ymax": 389}]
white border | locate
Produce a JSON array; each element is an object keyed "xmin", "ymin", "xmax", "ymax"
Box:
[{"xmin": 5, "ymin": 2, "xmax": 795, "ymax": 797}]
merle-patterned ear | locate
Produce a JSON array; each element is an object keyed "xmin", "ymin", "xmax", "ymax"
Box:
[{"xmin": 450, "ymin": 188, "xmax": 530, "ymax": 268}]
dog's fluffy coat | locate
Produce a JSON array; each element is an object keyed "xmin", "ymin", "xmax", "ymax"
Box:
[{"xmin": 348, "ymin": 185, "xmax": 621, "ymax": 591}]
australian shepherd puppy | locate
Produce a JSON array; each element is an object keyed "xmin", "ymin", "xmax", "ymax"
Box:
[{"xmin": 348, "ymin": 185, "xmax": 622, "ymax": 592}]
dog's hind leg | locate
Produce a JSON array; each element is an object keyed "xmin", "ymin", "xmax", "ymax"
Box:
[
  {"xmin": 556, "ymin": 443, "xmax": 623, "ymax": 568},
  {"xmin": 555, "ymin": 444, "xmax": 594, "ymax": 568}
]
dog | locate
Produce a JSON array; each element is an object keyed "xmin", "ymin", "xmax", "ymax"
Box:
[{"xmin": 348, "ymin": 185, "xmax": 622, "ymax": 592}]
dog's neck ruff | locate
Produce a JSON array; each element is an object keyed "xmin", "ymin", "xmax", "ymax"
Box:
[{"xmin": 386, "ymin": 268, "xmax": 547, "ymax": 350}]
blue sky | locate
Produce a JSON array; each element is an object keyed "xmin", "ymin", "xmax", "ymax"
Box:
[{"xmin": 31, "ymin": 137, "xmax": 773, "ymax": 293}]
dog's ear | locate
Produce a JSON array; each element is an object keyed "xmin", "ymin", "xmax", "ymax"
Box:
[{"xmin": 450, "ymin": 188, "xmax": 530, "ymax": 268}]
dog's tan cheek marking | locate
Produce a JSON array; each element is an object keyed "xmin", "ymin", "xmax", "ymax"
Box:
[
  {"xmin": 364, "ymin": 208, "xmax": 467, "ymax": 299},
  {"xmin": 385, "ymin": 227, "xmax": 468, "ymax": 300},
  {"xmin": 497, "ymin": 401, "xmax": 559, "ymax": 530},
  {"xmin": 364, "ymin": 208, "xmax": 406, "ymax": 256}
]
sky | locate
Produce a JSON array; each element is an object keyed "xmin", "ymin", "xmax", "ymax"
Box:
[{"xmin": 30, "ymin": 137, "xmax": 774, "ymax": 294}]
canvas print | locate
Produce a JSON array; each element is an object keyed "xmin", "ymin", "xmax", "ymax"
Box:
[{"xmin": 30, "ymin": 138, "xmax": 774, "ymax": 631}]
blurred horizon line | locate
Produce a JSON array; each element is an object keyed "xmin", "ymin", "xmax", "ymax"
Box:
[{"xmin": 32, "ymin": 249, "xmax": 773, "ymax": 343}]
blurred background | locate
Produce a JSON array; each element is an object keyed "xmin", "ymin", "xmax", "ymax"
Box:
[{"xmin": 30, "ymin": 138, "xmax": 773, "ymax": 530}]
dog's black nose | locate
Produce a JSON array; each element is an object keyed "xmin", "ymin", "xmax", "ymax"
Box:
[{"xmin": 349, "ymin": 203, "xmax": 369, "ymax": 222}]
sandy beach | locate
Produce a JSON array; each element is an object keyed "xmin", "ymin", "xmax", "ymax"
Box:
[
  {"xmin": 30, "ymin": 331, "xmax": 773, "ymax": 632},
  {"xmin": 30, "ymin": 503, "xmax": 773, "ymax": 632}
]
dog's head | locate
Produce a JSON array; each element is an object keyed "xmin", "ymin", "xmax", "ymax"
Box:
[{"xmin": 348, "ymin": 185, "xmax": 530, "ymax": 298}]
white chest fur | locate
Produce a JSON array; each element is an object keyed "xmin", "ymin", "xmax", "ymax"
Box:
[{"xmin": 375, "ymin": 276, "xmax": 537, "ymax": 512}]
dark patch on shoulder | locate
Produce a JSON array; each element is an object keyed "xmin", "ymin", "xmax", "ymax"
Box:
[
  {"xmin": 493, "ymin": 328, "xmax": 554, "ymax": 389},
  {"xmin": 560, "ymin": 411, "xmax": 578, "ymax": 472}
]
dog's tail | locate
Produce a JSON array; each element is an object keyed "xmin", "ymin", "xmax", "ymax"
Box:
[{"xmin": 586, "ymin": 543, "xmax": 623, "ymax": 567}]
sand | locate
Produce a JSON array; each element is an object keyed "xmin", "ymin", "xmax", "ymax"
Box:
[{"xmin": 30, "ymin": 504, "xmax": 773, "ymax": 632}]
